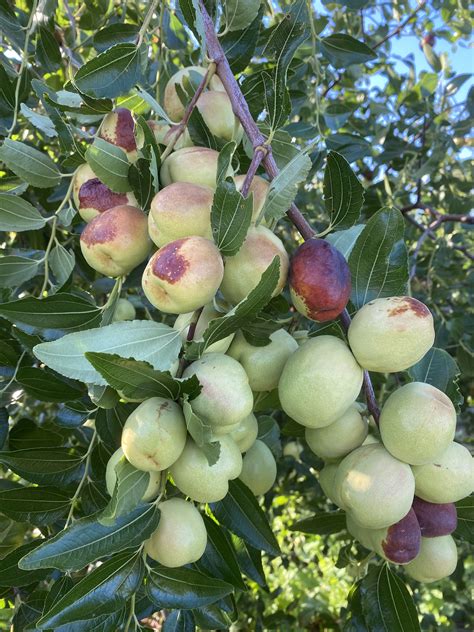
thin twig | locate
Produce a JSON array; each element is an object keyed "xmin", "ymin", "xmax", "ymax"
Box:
[
  {"xmin": 64, "ymin": 430, "xmax": 97, "ymax": 528},
  {"xmin": 240, "ymin": 146, "xmax": 267, "ymax": 198},
  {"xmin": 176, "ymin": 307, "xmax": 204, "ymax": 378}
]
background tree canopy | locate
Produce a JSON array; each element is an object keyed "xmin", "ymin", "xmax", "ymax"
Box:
[{"xmin": 0, "ymin": 0, "xmax": 472, "ymax": 630}]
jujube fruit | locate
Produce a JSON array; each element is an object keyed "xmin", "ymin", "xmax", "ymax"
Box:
[
  {"xmin": 412, "ymin": 496, "xmax": 457, "ymax": 537},
  {"xmin": 220, "ymin": 226, "xmax": 289, "ymax": 305},
  {"xmin": 335, "ymin": 443, "xmax": 415, "ymax": 529},
  {"xmin": 305, "ymin": 404, "xmax": 368, "ymax": 460},
  {"xmin": 196, "ymin": 91, "xmax": 243, "ymax": 142},
  {"xmin": 319, "ymin": 462, "xmax": 346, "ymax": 509},
  {"xmin": 147, "ymin": 120, "xmax": 193, "ymax": 150},
  {"xmin": 404, "ymin": 535, "xmax": 458, "ymax": 583},
  {"xmin": 142, "ymin": 236, "xmax": 224, "ymax": 314},
  {"xmin": 148, "ymin": 182, "xmax": 213, "ymax": 247},
  {"xmin": 289, "ymin": 238, "xmax": 351, "ymax": 322},
  {"xmin": 160, "ymin": 147, "xmax": 232, "ymax": 189},
  {"xmin": 348, "ymin": 296, "xmax": 435, "ymax": 372},
  {"xmin": 173, "ymin": 303, "xmax": 235, "ymax": 354},
  {"xmin": 112, "ymin": 298, "xmax": 136, "ymax": 322},
  {"xmin": 239, "ymin": 440, "xmax": 277, "ymax": 495},
  {"xmin": 182, "ymin": 353, "xmax": 253, "ymax": 428},
  {"xmin": 170, "ymin": 435, "xmax": 242, "ymax": 503},
  {"xmin": 228, "ymin": 413, "xmax": 259, "ymax": 452},
  {"xmin": 412, "ymin": 442, "xmax": 474, "ymax": 503},
  {"xmin": 278, "ymin": 336, "xmax": 363, "ymax": 428},
  {"xmin": 228, "ymin": 328, "xmax": 298, "ymax": 392},
  {"xmin": 99, "ymin": 108, "xmax": 139, "ymax": 162},
  {"xmin": 379, "ymin": 382, "xmax": 456, "ymax": 465},
  {"xmin": 80, "ymin": 205, "xmax": 150, "ymax": 277},
  {"xmin": 105, "ymin": 448, "xmax": 161, "ymax": 501},
  {"xmin": 121, "ymin": 397, "xmax": 187, "ymax": 471},
  {"xmin": 163, "ymin": 66, "xmax": 225, "ymax": 121},
  {"xmin": 144, "ymin": 498, "xmax": 207, "ymax": 567}
]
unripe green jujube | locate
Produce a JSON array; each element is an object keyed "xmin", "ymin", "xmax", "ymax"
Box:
[
  {"xmin": 121, "ymin": 397, "xmax": 187, "ymax": 471},
  {"xmin": 239, "ymin": 440, "xmax": 277, "ymax": 495},
  {"xmin": 319, "ymin": 462, "xmax": 346, "ymax": 509},
  {"xmin": 348, "ymin": 296, "xmax": 435, "ymax": 372},
  {"xmin": 173, "ymin": 303, "xmax": 234, "ymax": 354},
  {"xmin": 228, "ymin": 413, "xmax": 259, "ymax": 453},
  {"xmin": 106, "ymin": 448, "xmax": 161, "ymax": 501},
  {"xmin": 170, "ymin": 436, "xmax": 242, "ymax": 503},
  {"xmin": 379, "ymin": 382, "xmax": 456, "ymax": 465},
  {"xmin": 160, "ymin": 147, "xmax": 232, "ymax": 189},
  {"xmin": 278, "ymin": 336, "xmax": 364, "ymax": 428},
  {"xmin": 182, "ymin": 353, "xmax": 253, "ymax": 429},
  {"xmin": 163, "ymin": 66, "xmax": 225, "ymax": 121},
  {"xmin": 404, "ymin": 535, "xmax": 458, "ymax": 583},
  {"xmin": 112, "ymin": 298, "xmax": 136, "ymax": 322},
  {"xmin": 305, "ymin": 404, "xmax": 368, "ymax": 460},
  {"xmin": 335, "ymin": 444, "xmax": 415, "ymax": 529},
  {"xmin": 228, "ymin": 329, "xmax": 298, "ymax": 392},
  {"xmin": 196, "ymin": 91, "xmax": 243, "ymax": 142},
  {"xmin": 144, "ymin": 498, "xmax": 207, "ymax": 567},
  {"xmin": 412, "ymin": 442, "xmax": 474, "ymax": 503}
]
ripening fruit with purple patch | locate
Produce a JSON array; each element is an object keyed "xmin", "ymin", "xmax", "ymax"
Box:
[
  {"xmin": 142, "ymin": 236, "xmax": 224, "ymax": 314},
  {"xmin": 80, "ymin": 205, "xmax": 151, "ymax": 277},
  {"xmin": 99, "ymin": 108, "xmax": 139, "ymax": 162},
  {"xmin": 289, "ymin": 238, "xmax": 351, "ymax": 322},
  {"xmin": 412, "ymin": 496, "xmax": 457, "ymax": 537}
]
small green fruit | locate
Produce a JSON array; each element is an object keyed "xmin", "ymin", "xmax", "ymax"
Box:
[
  {"xmin": 239, "ymin": 440, "xmax": 277, "ymax": 495},
  {"xmin": 305, "ymin": 404, "xmax": 368, "ymax": 460},
  {"xmin": 144, "ymin": 498, "xmax": 207, "ymax": 567},
  {"xmin": 121, "ymin": 397, "xmax": 187, "ymax": 472},
  {"xmin": 160, "ymin": 147, "xmax": 232, "ymax": 189},
  {"xmin": 170, "ymin": 436, "xmax": 242, "ymax": 503},
  {"xmin": 228, "ymin": 329, "xmax": 298, "ymax": 392},
  {"xmin": 380, "ymin": 382, "xmax": 456, "ymax": 465},
  {"xmin": 106, "ymin": 448, "xmax": 161, "ymax": 501},
  {"xmin": 173, "ymin": 303, "xmax": 234, "ymax": 354},
  {"xmin": 163, "ymin": 66, "xmax": 225, "ymax": 121},
  {"xmin": 278, "ymin": 336, "xmax": 363, "ymax": 428},
  {"xmin": 112, "ymin": 298, "xmax": 136, "ymax": 322},
  {"xmin": 404, "ymin": 535, "xmax": 458, "ymax": 583},
  {"xmin": 228, "ymin": 413, "xmax": 259, "ymax": 453},
  {"xmin": 319, "ymin": 462, "xmax": 345, "ymax": 509},
  {"xmin": 196, "ymin": 91, "xmax": 243, "ymax": 142}
]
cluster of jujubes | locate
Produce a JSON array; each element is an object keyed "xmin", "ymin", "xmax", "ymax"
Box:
[{"xmin": 73, "ymin": 67, "xmax": 472, "ymax": 578}]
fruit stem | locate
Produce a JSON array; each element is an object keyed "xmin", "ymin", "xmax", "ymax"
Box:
[{"xmin": 176, "ymin": 306, "xmax": 204, "ymax": 378}]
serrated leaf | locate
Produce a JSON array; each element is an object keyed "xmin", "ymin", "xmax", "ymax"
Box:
[
  {"xmin": 454, "ymin": 496, "xmax": 474, "ymax": 544},
  {"xmin": 38, "ymin": 550, "xmax": 144, "ymax": 628},
  {"xmin": 221, "ymin": 7, "xmax": 262, "ymax": 73},
  {"xmin": 217, "ymin": 142, "xmax": 237, "ymax": 183},
  {"xmin": 74, "ymin": 43, "xmax": 144, "ymax": 99},
  {"xmin": 0, "ymin": 139, "xmax": 61, "ymax": 188},
  {"xmin": 224, "ymin": 0, "xmax": 261, "ymax": 32},
  {"xmin": 199, "ymin": 516, "xmax": 247, "ymax": 590},
  {"xmin": 0, "ymin": 486, "xmax": 71, "ymax": 525},
  {"xmin": 211, "ymin": 180, "xmax": 253, "ymax": 256},
  {"xmin": 210, "ymin": 479, "xmax": 280, "ymax": 556},
  {"xmin": 321, "ymin": 33, "xmax": 377, "ymax": 68},
  {"xmin": 0, "ymin": 541, "xmax": 49, "ymax": 588},
  {"xmin": 262, "ymin": 150, "xmax": 312, "ymax": 222},
  {"xmin": 36, "ymin": 26, "xmax": 62, "ymax": 72},
  {"xmin": 34, "ymin": 321, "xmax": 181, "ymax": 385},
  {"xmin": 93, "ymin": 23, "xmax": 139, "ymax": 53},
  {"xmin": 16, "ymin": 366, "xmax": 85, "ymax": 402},
  {"xmin": 0, "ymin": 255, "xmax": 42, "ymax": 287},
  {"xmin": 289, "ymin": 511, "xmax": 346, "ymax": 534},
  {"xmin": 326, "ymin": 224, "xmax": 365, "ymax": 260},
  {"xmin": 408, "ymin": 347, "xmax": 461, "ymax": 395},
  {"xmin": 358, "ymin": 565, "xmax": 420, "ymax": 632},
  {"xmin": 99, "ymin": 458, "xmax": 150, "ymax": 525},
  {"xmin": 146, "ymin": 566, "xmax": 233, "ymax": 609},
  {"xmin": 186, "ymin": 257, "xmax": 280, "ymax": 359},
  {"xmin": 49, "ymin": 243, "xmax": 75, "ymax": 288},
  {"xmin": 0, "ymin": 193, "xmax": 47, "ymax": 232},
  {"xmin": 182, "ymin": 399, "xmax": 220, "ymax": 466},
  {"xmin": 19, "ymin": 503, "xmax": 160, "ymax": 571},
  {"xmin": 348, "ymin": 207, "xmax": 408, "ymax": 309},
  {"xmin": 85, "ymin": 137, "xmax": 131, "ymax": 193},
  {"xmin": 0, "ymin": 293, "xmax": 102, "ymax": 340},
  {"xmin": 0, "ymin": 447, "xmax": 84, "ymax": 486},
  {"xmin": 20, "ymin": 103, "xmax": 58, "ymax": 137},
  {"xmin": 323, "ymin": 151, "xmax": 363, "ymax": 231}
]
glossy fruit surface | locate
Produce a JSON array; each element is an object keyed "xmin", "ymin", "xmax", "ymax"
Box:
[
  {"xmin": 99, "ymin": 108, "xmax": 138, "ymax": 161},
  {"xmin": 239, "ymin": 440, "xmax": 277, "ymax": 495},
  {"xmin": 160, "ymin": 147, "xmax": 231, "ymax": 189},
  {"xmin": 305, "ymin": 404, "xmax": 368, "ymax": 459},
  {"xmin": 404, "ymin": 535, "xmax": 458, "ymax": 583},
  {"xmin": 412, "ymin": 496, "xmax": 457, "ymax": 537},
  {"xmin": 163, "ymin": 66, "xmax": 225, "ymax": 121}
]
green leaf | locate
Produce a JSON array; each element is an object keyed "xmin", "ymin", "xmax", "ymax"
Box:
[
  {"xmin": 323, "ymin": 151, "xmax": 363, "ymax": 231},
  {"xmin": 257, "ymin": 415, "xmax": 281, "ymax": 457},
  {"xmin": 358, "ymin": 565, "xmax": 420, "ymax": 632},
  {"xmin": 262, "ymin": 150, "xmax": 312, "ymax": 223},
  {"xmin": 186, "ymin": 257, "xmax": 281, "ymax": 359},
  {"xmin": 74, "ymin": 43, "xmax": 144, "ymax": 99},
  {"xmin": 326, "ymin": 133, "xmax": 371, "ymax": 162},
  {"xmin": 0, "ymin": 541, "xmax": 49, "ymax": 588},
  {"xmin": 0, "ymin": 447, "xmax": 84, "ymax": 486},
  {"xmin": 0, "ymin": 255, "xmax": 42, "ymax": 287},
  {"xmin": 85, "ymin": 137, "xmax": 131, "ymax": 193},
  {"xmin": 0, "ymin": 293, "xmax": 102, "ymax": 340},
  {"xmin": 162, "ymin": 609, "xmax": 196, "ymax": 631},
  {"xmin": 16, "ymin": 366, "xmax": 84, "ymax": 402},
  {"xmin": 224, "ymin": 0, "xmax": 261, "ymax": 32},
  {"xmin": 321, "ymin": 33, "xmax": 377, "ymax": 68},
  {"xmin": 289, "ymin": 511, "xmax": 346, "ymax": 534},
  {"xmin": 85, "ymin": 352, "xmax": 197, "ymax": 401},
  {"xmin": 0, "ymin": 139, "xmax": 61, "ymax": 188},
  {"xmin": 19, "ymin": 503, "xmax": 160, "ymax": 571},
  {"xmin": 454, "ymin": 496, "xmax": 474, "ymax": 544},
  {"xmin": 49, "ymin": 243, "xmax": 75, "ymax": 288},
  {"xmin": 36, "ymin": 26, "xmax": 62, "ymax": 72},
  {"xmin": 221, "ymin": 7, "xmax": 262, "ymax": 73},
  {"xmin": 326, "ymin": 224, "xmax": 365, "ymax": 260},
  {"xmin": 210, "ymin": 479, "xmax": 280, "ymax": 556},
  {"xmin": 408, "ymin": 348, "xmax": 462, "ymax": 404},
  {"xmin": 21, "ymin": 103, "xmax": 58, "ymax": 138},
  {"xmin": 0, "ymin": 193, "xmax": 47, "ymax": 231},
  {"xmin": 199, "ymin": 516, "xmax": 247, "ymax": 590},
  {"xmin": 37, "ymin": 551, "xmax": 143, "ymax": 628},
  {"xmin": 93, "ymin": 23, "xmax": 139, "ymax": 53},
  {"xmin": 182, "ymin": 399, "xmax": 220, "ymax": 466},
  {"xmin": 217, "ymin": 141, "xmax": 237, "ymax": 184},
  {"xmin": 146, "ymin": 566, "xmax": 233, "ymax": 609},
  {"xmin": 34, "ymin": 321, "xmax": 182, "ymax": 385},
  {"xmin": 348, "ymin": 207, "xmax": 408, "ymax": 309},
  {"xmin": 99, "ymin": 458, "xmax": 150, "ymax": 525},
  {"xmin": 211, "ymin": 180, "xmax": 253, "ymax": 256},
  {"xmin": 323, "ymin": 102, "xmax": 354, "ymax": 130},
  {"xmin": 0, "ymin": 486, "xmax": 71, "ymax": 525}
]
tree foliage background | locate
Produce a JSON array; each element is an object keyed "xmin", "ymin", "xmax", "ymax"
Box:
[{"xmin": 0, "ymin": 0, "xmax": 472, "ymax": 630}]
